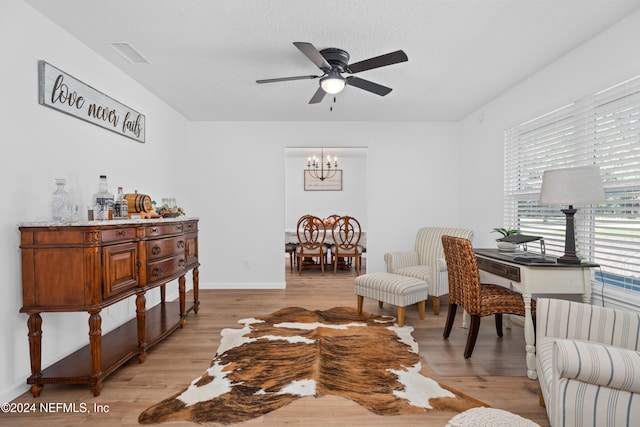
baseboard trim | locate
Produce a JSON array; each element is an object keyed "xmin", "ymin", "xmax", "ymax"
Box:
[{"xmin": 200, "ymin": 282, "xmax": 286, "ymax": 290}]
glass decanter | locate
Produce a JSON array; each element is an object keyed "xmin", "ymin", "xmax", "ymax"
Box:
[{"xmin": 52, "ymin": 178, "xmax": 71, "ymax": 221}]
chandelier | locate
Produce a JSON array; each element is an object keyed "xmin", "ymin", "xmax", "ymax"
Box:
[{"xmin": 306, "ymin": 147, "xmax": 339, "ymax": 181}]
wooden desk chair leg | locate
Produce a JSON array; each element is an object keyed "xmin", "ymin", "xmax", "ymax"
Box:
[
  {"xmin": 443, "ymin": 303, "xmax": 457, "ymax": 338},
  {"xmin": 464, "ymin": 315, "xmax": 481, "ymax": 358},
  {"xmin": 495, "ymin": 313, "xmax": 504, "ymax": 337}
]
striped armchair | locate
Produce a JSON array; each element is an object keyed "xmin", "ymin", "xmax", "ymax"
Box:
[
  {"xmin": 536, "ymin": 298, "xmax": 640, "ymax": 427},
  {"xmin": 384, "ymin": 227, "xmax": 473, "ymax": 315}
]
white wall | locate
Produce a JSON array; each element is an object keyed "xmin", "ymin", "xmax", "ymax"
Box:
[
  {"xmin": 8, "ymin": 0, "xmax": 638, "ymax": 405},
  {"xmin": 458, "ymin": 10, "xmax": 640, "ymax": 309},
  {"xmin": 187, "ymin": 121, "xmax": 462, "ymax": 288},
  {"xmin": 0, "ymin": 0, "xmax": 191, "ymax": 402}
]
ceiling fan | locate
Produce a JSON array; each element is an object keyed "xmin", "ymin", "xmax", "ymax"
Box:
[{"xmin": 256, "ymin": 42, "xmax": 408, "ymax": 104}]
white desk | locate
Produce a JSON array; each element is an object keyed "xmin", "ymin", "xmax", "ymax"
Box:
[{"xmin": 474, "ymin": 249, "xmax": 598, "ymax": 379}]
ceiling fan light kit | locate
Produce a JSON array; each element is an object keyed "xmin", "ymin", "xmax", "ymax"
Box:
[
  {"xmin": 256, "ymin": 42, "xmax": 408, "ymax": 104},
  {"xmin": 320, "ymin": 71, "xmax": 346, "ymax": 95}
]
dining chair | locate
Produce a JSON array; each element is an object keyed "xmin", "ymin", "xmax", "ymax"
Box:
[
  {"xmin": 331, "ymin": 215, "xmax": 363, "ymax": 275},
  {"xmin": 296, "ymin": 214, "xmax": 328, "ymax": 274},
  {"xmin": 441, "ymin": 235, "xmax": 534, "ymax": 358}
]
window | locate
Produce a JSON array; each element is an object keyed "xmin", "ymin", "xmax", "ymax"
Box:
[{"xmin": 504, "ymin": 76, "xmax": 640, "ymax": 293}]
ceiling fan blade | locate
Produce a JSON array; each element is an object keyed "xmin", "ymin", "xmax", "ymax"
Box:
[
  {"xmin": 346, "ymin": 76, "xmax": 392, "ymax": 96},
  {"xmin": 256, "ymin": 75, "xmax": 320, "ymax": 84},
  {"xmin": 347, "ymin": 50, "xmax": 408, "ymax": 74},
  {"xmin": 293, "ymin": 42, "xmax": 332, "ymax": 71},
  {"xmin": 309, "ymin": 86, "xmax": 326, "ymax": 104}
]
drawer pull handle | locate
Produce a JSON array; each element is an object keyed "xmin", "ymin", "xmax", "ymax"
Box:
[
  {"xmin": 152, "ymin": 246, "xmax": 161, "ymax": 255},
  {"xmin": 152, "ymin": 267, "xmax": 163, "ymax": 277},
  {"xmin": 176, "ymin": 225, "xmax": 183, "ymax": 232},
  {"xmin": 150, "ymin": 227, "xmax": 159, "ymax": 234},
  {"xmin": 177, "ymin": 240, "xmax": 185, "ymax": 249},
  {"xmin": 116, "ymin": 230, "xmax": 126, "ymax": 237},
  {"xmin": 179, "ymin": 259, "xmax": 186, "ymax": 267}
]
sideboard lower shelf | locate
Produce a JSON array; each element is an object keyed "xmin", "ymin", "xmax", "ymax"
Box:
[{"xmin": 28, "ymin": 297, "xmax": 187, "ymax": 389}]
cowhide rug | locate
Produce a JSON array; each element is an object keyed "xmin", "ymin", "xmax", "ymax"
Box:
[{"xmin": 139, "ymin": 306, "xmax": 485, "ymax": 425}]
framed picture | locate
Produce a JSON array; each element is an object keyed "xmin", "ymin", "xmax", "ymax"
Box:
[{"xmin": 304, "ymin": 170, "xmax": 342, "ymax": 191}]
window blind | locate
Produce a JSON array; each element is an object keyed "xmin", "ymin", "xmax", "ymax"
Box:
[{"xmin": 504, "ymin": 76, "xmax": 640, "ymax": 292}]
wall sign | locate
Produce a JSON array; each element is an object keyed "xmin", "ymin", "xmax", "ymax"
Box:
[
  {"xmin": 38, "ymin": 60, "xmax": 145, "ymax": 143},
  {"xmin": 304, "ymin": 170, "xmax": 343, "ymax": 191}
]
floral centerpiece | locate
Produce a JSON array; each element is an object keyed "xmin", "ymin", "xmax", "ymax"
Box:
[{"xmin": 154, "ymin": 201, "xmax": 185, "ymax": 218}]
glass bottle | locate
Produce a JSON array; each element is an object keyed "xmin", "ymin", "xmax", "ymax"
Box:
[
  {"xmin": 92, "ymin": 175, "xmax": 114, "ymax": 220},
  {"xmin": 52, "ymin": 178, "xmax": 71, "ymax": 221},
  {"xmin": 115, "ymin": 187, "xmax": 128, "ymax": 219}
]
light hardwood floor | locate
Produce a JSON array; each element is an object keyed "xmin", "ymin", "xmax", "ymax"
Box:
[{"xmin": 4, "ymin": 260, "xmax": 550, "ymax": 426}]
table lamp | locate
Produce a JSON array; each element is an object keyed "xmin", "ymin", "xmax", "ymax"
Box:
[{"xmin": 539, "ymin": 165, "xmax": 604, "ymax": 264}]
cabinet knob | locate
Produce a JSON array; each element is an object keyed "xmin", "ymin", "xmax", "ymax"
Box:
[
  {"xmin": 152, "ymin": 246, "xmax": 161, "ymax": 255},
  {"xmin": 150, "ymin": 227, "xmax": 159, "ymax": 234},
  {"xmin": 179, "ymin": 259, "xmax": 186, "ymax": 267},
  {"xmin": 152, "ymin": 267, "xmax": 163, "ymax": 277},
  {"xmin": 116, "ymin": 230, "xmax": 126, "ymax": 237},
  {"xmin": 177, "ymin": 240, "xmax": 185, "ymax": 249}
]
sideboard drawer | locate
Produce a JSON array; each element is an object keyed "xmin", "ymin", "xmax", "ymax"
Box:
[
  {"xmin": 146, "ymin": 223, "xmax": 184, "ymax": 238},
  {"xmin": 146, "ymin": 236, "xmax": 185, "ymax": 261},
  {"xmin": 102, "ymin": 227, "xmax": 137, "ymax": 243},
  {"xmin": 147, "ymin": 255, "xmax": 186, "ymax": 282}
]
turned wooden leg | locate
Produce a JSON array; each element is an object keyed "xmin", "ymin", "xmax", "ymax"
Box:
[
  {"xmin": 27, "ymin": 313, "xmax": 43, "ymax": 397},
  {"xmin": 136, "ymin": 292, "xmax": 147, "ymax": 362},
  {"xmin": 192, "ymin": 267, "xmax": 200, "ymax": 313},
  {"xmin": 356, "ymin": 295, "xmax": 364, "ymax": 314},
  {"xmin": 160, "ymin": 284, "xmax": 166, "ymax": 303},
  {"xmin": 418, "ymin": 301, "xmax": 425, "ymax": 320},
  {"xmin": 179, "ymin": 275, "xmax": 186, "ymax": 327},
  {"xmin": 88, "ymin": 310, "xmax": 103, "ymax": 396},
  {"xmin": 397, "ymin": 307, "xmax": 405, "ymax": 327},
  {"xmin": 432, "ymin": 296, "xmax": 440, "ymax": 315}
]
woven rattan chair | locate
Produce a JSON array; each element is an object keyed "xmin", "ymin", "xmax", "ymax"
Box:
[
  {"xmin": 441, "ymin": 235, "xmax": 535, "ymax": 358},
  {"xmin": 296, "ymin": 215, "xmax": 328, "ymax": 274}
]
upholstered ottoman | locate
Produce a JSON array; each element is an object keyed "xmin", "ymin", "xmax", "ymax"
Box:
[{"xmin": 355, "ymin": 272, "xmax": 428, "ymax": 327}]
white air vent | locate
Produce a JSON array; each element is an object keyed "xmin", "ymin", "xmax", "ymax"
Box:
[{"xmin": 110, "ymin": 43, "xmax": 150, "ymax": 64}]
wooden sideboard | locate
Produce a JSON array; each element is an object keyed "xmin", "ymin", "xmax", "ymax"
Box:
[{"xmin": 19, "ymin": 218, "xmax": 199, "ymax": 397}]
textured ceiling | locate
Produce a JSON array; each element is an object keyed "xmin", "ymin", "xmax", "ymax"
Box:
[{"xmin": 24, "ymin": 0, "xmax": 640, "ymax": 122}]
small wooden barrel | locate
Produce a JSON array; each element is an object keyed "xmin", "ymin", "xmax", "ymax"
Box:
[{"xmin": 124, "ymin": 192, "xmax": 153, "ymax": 213}]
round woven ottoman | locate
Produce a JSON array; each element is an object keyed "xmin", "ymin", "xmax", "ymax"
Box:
[{"xmin": 446, "ymin": 407, "xmax": 541, "ymax": 427}]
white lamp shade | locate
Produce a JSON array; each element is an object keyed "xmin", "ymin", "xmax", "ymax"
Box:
[
  {"xmin": 539, "ymin": 165, "xmax": 605, "ymax": 205},
  {"xmin": 320, "ymin": 75, "xmax": 346, "ymax": 95}
]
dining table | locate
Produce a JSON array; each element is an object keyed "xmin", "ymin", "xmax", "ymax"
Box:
[{"xmin": 285, "ymin": 230, "xmax": 366, "ymax": 249}]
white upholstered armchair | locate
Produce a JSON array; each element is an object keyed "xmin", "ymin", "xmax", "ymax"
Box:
[
  {"xmin": 384, "ymin": 227, "xmax": 473, "ymax": 315},
  {"xmin": 536, "ymin": 298, "xmax": 640, "ymax": 427}
]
